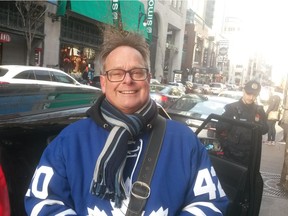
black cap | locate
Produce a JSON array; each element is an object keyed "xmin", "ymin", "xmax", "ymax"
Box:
[{"xmin": 244, "ymin": 80, "xmax": 261, "ymax": 95}]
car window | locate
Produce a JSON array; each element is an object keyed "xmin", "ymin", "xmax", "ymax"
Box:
[
  {"xmin": 190, "ymin": 100, "xmax": 226, "ymax": 118},
  {"xmin": 0, "ymin": 68, "xmax": 9, "ymax": 77},
  {"xmin": 51, "ymin": 71, "xmax": 75, "ymax": 84},
  {"xmin": 14, "ymin": 70, "xmax": 36, "ymax": 80},
  {"xmin": 34, "ymin": 70, "xmax": 51, "ymax": 81}
]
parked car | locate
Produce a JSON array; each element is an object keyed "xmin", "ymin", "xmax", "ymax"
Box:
[
  {"xmin": 184, "ymin": 81, "xmax": 204, "ymax": 94},
  {"xmin": 167, "ymin": 81, "xmax": 186, "ymax": 92},
  {"xmin": 150, "ymin": 84, "xmax": 185, "ymax": 108},
  {"xmin": 150, "ymin": 78, "xmax": 161, "ymax": 84},
  {"xmin": 191, "ymin": 83, "xmax": 205, "ymax": 94},
  {"xmin": 202, "ymin": 84, "xmax": 212, "ymax": 94},
  {"xmin": 209, "ymin": 82, "xmax": 227, "ymax": 95},
  {"xmin": 0, "ymin": 65, "xmax": 96, "ymax": 88},
  {"xmin": 218, "ymin": 90, "xmax": 243, "ymax": 100},
  {"xmin": 166, "ymin": 95, "xmax": 236, "ymax": 127},
  {"xmin": 225, "ymin": 83, "xmax": 238, "ymax": 91},
  {"xmin": 0, "ymin": 65, "xmax": 102, "ymax": 115}
]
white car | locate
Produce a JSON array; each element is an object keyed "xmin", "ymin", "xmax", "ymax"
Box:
[
  {"xmin": 150, "ymin": 78, "xmax": 161, "ymax": 84},
  {"xmin": 167, "ymin": 81, "xmax": 186, "ymax": 92},
  {"xmin": 209, "ymin": 82, "xmax": 227, "ymax": 95},
  {"xmin": 0, "ymin": 65, "xmax": 102, "ymax": 116},
  {"xmin": 0, "ymin": 65, "xmax": 98, "ymax": 90},
  {"xmin": 218, "ymin": 90, "xmax": 243, "ymax": 100}
]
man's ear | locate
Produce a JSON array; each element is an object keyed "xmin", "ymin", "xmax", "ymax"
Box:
[{"xmin": 100, "ymin": 75, "xmax": 106, "ymax": 93}]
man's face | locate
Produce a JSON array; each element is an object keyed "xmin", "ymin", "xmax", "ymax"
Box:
[
  {"xmin": 242, "ymin": 90, "xmax": 258, "ymax": 104},
  {"xmin": 100, "ymin": 46, "xmax": 151, "ymax": 114}
]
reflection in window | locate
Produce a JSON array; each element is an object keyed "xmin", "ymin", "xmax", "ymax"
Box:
[
  {"xmin": 14, "ymin": 70, "xmax": 36, "ymax": 80},
  {"xmin": 52, "ymin": 72, "xmax": 75, "ymax": 84},
  {"xmin": 35, "ymin": 70, "xmax": 51, "ymax": 81}
]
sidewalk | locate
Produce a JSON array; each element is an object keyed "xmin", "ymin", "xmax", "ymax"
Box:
[{"xmin": 259, "ymin": 138, "xmax": 288, "ymax": 216}]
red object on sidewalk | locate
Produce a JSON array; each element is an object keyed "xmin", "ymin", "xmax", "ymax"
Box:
[{"xmin": 0, "ymin": 165, "xmax": 10, "ymax": 216}]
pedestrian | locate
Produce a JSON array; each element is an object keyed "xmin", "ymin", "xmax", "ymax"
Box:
[
  {"xmin": 24, "ymin": 29, "xmax": 228, "ymax": 215},
  {"xmin": 82, "ymin": 65, "xmax": 89, "ymax": 84},
  {"xmin": 216, "ymin": 80, "xmax": 268, "ymax": 165},
  {"xmin": 265, "ymin": 94, "xmax": 281, "ymax": 145}
]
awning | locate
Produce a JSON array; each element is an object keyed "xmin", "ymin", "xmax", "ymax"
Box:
[{"xmin": 57, "ymin": 0, "xmax": 148, "ymax": 39}]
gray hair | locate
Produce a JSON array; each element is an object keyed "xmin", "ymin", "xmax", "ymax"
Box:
[{"xmin": 98, "ymin": 27, "xmax": 150, "ymax": 74}]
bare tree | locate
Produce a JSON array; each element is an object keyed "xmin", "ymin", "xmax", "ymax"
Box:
[{"xmin": 15, "ymin": 0, "xmax": 47, "ymax": 65}]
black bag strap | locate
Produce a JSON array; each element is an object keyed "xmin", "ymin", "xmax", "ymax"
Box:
[{"xmin": 125, "ymin": 115, "xmax": 166, "ymax": 216}]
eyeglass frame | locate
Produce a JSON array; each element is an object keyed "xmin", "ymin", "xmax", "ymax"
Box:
[{"xmin": 103, "ymin": 68, "xmax": 150, "ymax": 82}]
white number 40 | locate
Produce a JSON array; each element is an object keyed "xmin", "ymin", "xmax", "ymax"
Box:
[{"xmin": 28, "ymin": 166, "xmax": 54, "ymax": 199}]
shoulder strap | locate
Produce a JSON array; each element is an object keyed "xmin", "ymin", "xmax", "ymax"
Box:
[{"xmin": 125, "ymin": 115, "xmax": 166, "ymax": 216}]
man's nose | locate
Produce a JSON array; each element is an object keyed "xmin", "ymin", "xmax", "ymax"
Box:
[{"xmin": 123, "ymin": 71, "xmax": 133, "ymax": 82}]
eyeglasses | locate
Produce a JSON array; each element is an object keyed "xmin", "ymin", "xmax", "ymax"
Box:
[{"xmin": 104, "ymin": 68, "xmax": 149, "ymax": 82}]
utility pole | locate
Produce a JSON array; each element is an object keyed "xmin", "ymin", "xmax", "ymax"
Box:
[{"xmin": 279, "ymin": 73, "xmax": 288, "ymax": 191}]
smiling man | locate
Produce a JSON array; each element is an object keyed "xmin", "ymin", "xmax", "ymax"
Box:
[
  {"xmin": 25, "ymin": 28, "xmax": 228, "ymax": 216},
  {"xmin": 100, "ymin": 46, "xmax": 150, "ymax": 114}
]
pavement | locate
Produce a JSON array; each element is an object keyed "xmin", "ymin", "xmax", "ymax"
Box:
[{"xmin": 259, "ymin": 128, "xmax": 288, "ymax": 216}]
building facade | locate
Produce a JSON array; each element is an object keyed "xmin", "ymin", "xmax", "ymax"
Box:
[{"xmin": 0, "ymin": 0, "xmax": 188, "ymax": 84}]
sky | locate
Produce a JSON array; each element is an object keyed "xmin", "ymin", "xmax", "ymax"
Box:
[
  {"xmin": 188, "ymin": 0, "xmax": 288, "ymax": 84},
  {"xmin": 226, "ymin": 0, "xmax": 288, "ymax": 83}
]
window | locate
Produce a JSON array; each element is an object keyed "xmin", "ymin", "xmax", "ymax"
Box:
[
  {"xmin": 52, "ymin": 72, "xmax": 75, "ymax": 84},
  {"xmin": 34, "ymin": 70, "xmax": 51, "ymax": 81},
  {"xmin": 0, "ymin": 68, "xmax": 9, "ymax": 77},
  {"xmin": 14, "ymin": 70, "xmax": 36, "ymax": 80}
]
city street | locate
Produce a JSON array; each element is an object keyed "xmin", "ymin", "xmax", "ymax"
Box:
[{"xmin": 259, "ymin": 124, "xmax": 288, "ymax": 216}]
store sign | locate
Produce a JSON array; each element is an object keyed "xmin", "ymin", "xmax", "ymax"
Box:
[
  {"xmin": 111, "ymin": 0, "xmax": 120, "ymax": 27},
  {"xmin": 203, "ymin": 48, "xmax": 208, "ymax": 66},
  {"xmin": 0, "ymin": 32, "xmax": 11, "ymax": 43},
  {"xmin": 146, "ymin": 0, "xmax": 155, "ymax": 42}
]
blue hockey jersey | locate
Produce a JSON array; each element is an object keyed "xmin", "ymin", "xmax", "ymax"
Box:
[{"xmin": 24, "ymin": 118, "xmax": 229, "ymax": 215}]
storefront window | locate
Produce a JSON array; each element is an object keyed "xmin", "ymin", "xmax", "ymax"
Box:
[{"xmin": 60, "ymin": 45, "xmax": 95, "ymax": 76}]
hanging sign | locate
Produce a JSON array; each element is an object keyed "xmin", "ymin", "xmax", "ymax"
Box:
[
  {"xmin": 0, "ymin": 32, "xmax": 11, "ymax": 43},
  {"xmin": 111, "ymin": 0, "xmax": 120, "ymax": 28},
  {"xmin": 146, "ymin": 0, "xmax": 155, "ymax": 42}
]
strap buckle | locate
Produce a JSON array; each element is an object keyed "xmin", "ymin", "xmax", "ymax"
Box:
[{"xmin": 131, "ymin": 181, "xmax": 151, "ymax": 200}]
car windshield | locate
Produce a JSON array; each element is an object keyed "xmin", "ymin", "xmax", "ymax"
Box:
[
  {"xmin": 189, "ymin": 100, "xmax": 227, "ymax": 119},
  {"xmin": 168, "ymin": 96, "xmax": 236, "ymax": 120},
  {"xmin": 169, "ymin": 95, "xmax": 206, "ymax": 111}
]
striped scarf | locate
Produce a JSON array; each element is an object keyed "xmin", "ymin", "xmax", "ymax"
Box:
[{"xmin": 88, "ymin": 95, "xmax": 158, "ymax": 207}]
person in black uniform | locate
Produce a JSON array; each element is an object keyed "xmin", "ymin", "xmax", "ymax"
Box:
[{"xmin": 216, "ymin": 80, "xmax": 268, "ymax": 165}]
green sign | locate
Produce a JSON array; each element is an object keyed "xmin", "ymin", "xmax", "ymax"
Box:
[
  {"xmin": 111, "ymin": 0, "xmax": 120, "ymax": 28},
  {"xmin": 146, "ymin": 0, "xmax": 155, "ymax": 42}
]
